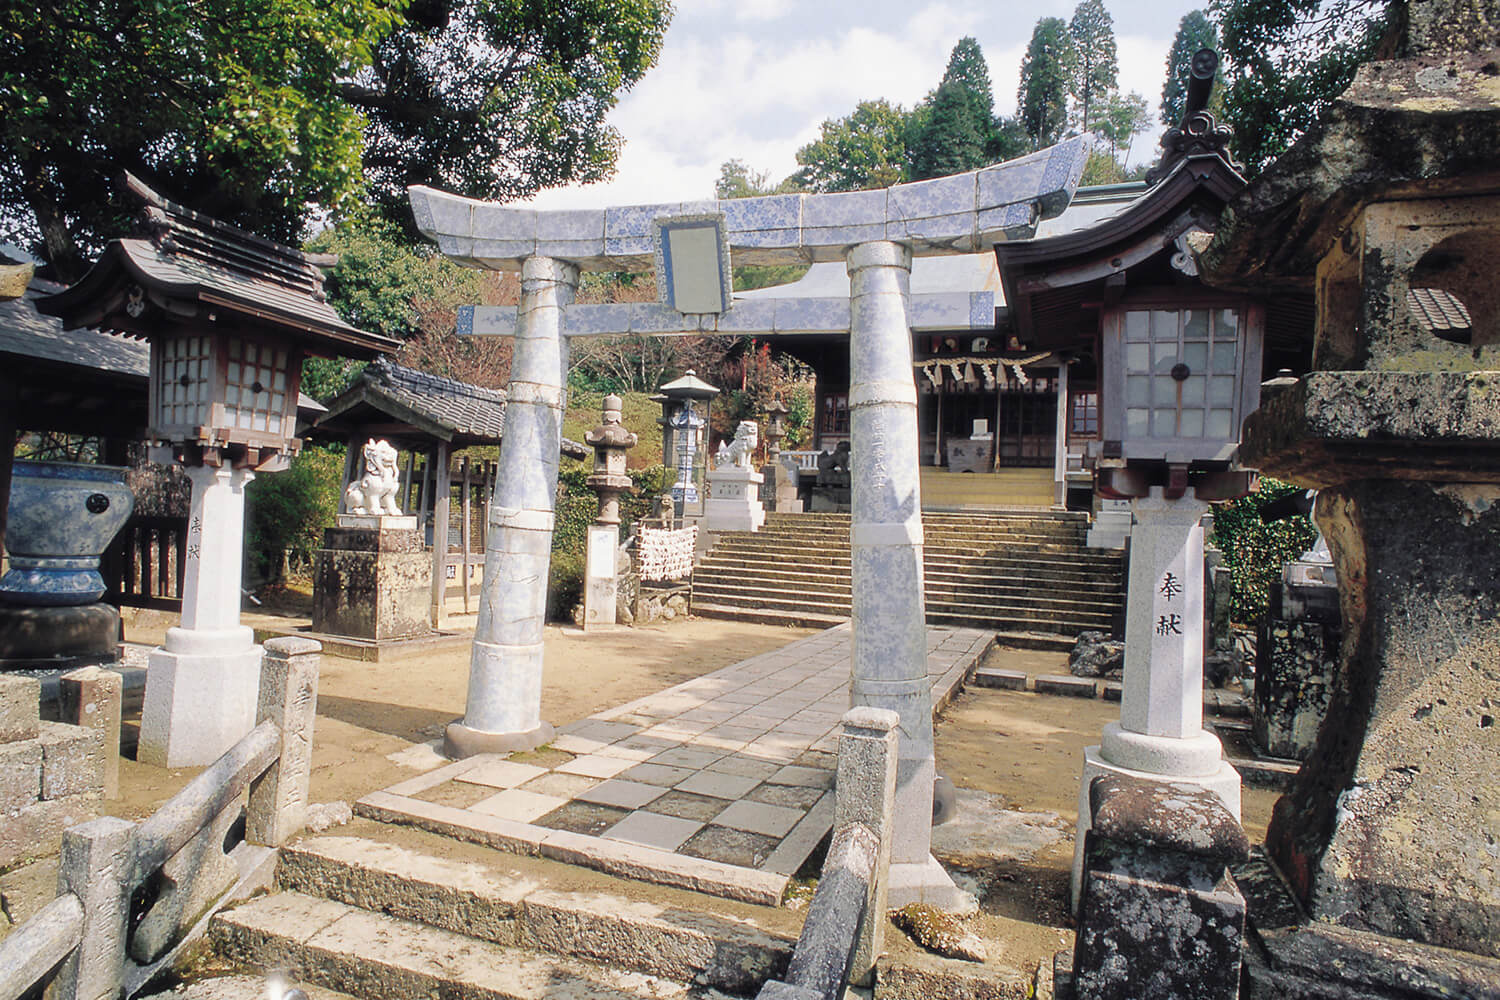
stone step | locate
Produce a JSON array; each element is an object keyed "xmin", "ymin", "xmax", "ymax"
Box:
[
  {"xmin": 702, "ymin": 542, "xmax": 1124, "ymax": 569},
  {"xmin": 691, "ymin": 575, "xmax": 1120, "ymax": 613},
  {"xmin": 692, "ymin": 569, "xmax": 1123, "ymax": 602},
  {"xmin": 211, "ymin": 891, "xmax": 719, "ymax": 1000},
  {"xmin": 262, "ymin": 836, "xmax": 794, "ymax": 995},
  {"xmin": 696, "ymin": 556, "xmax": 1124, "ymax": 585},
  {"xmin": 688, "ymin": 602, "xmax": 850, "ymax": 629}
]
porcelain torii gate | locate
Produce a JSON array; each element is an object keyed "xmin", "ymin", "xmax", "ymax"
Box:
[{"xmin": 411, "ymin": 135, "xmax": 1090, "ymax": 909}]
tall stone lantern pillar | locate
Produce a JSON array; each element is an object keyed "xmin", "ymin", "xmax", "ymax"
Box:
[
  {"xmin": 37, "ymin": 175, "xmax": 398, "ymax": 767},
  {"xmin": 1198, "ymin": 5, "xmax": 1500, "ymax": 978},
  {"xmin": 583, "ymin": 394, "xmax": 636, "ymax": 630},
  {"xmin": 652, "ymin": 372, "xmax": 718, "ymax": 521}
]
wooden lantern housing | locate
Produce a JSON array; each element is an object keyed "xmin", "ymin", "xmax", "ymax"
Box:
[{"xmin": 39, "ymin": 174, "xmax": 399, "ymax": 469}]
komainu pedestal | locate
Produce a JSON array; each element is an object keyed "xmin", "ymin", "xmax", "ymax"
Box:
[{"xmin": 312, "ymin": 516, "xmax": 431, "ymax": 641}]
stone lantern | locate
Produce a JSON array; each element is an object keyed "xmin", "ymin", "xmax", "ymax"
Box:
[
  {"xmin": 39, "ymin": 175, "xmax": 397, "ymax": 766},
  {"xmin": 759, "ymin": 396, "xmax": 803, "ymax": 514},
  {"xmin": 582, "ymin": 395, "xmax": 637, "ymax": 631},
  {"xmin": 585, "ymin": 394, "xmax": 637, "ymax": 526},
  {"xmin": 652, "ymin": 371, "xmax": 718, "ymax": 518},
  {"xmin": 1196, "ymin": 4, "xmax": 1500, "ymax": 987}
]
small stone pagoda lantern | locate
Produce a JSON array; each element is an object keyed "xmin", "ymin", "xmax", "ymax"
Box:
[
  {"xmin": 40, "ymin": 175, "xmax": 398, "ymax": 767},
  {"xmin": 759, "ymin": 396, "xmax": 803, "ymax": 514},
  {"xmin": 582, "ymin": 395, "xmax": 637, "ymax": 629},
  {"xmin": 585, "ymin": 394, "xmax": 637, "ymax": 526},
  {"xmin": 652, "ymin": 370, "xmax": 718, "ymax": 518}
]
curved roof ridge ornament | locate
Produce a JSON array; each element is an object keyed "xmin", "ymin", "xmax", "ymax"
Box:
[
  {"xmin": 407, "ymin": 135, "xmax": 1092, "ymax": 273},
  {"xmin": 1145, "ymin": 49, "xmax": 1243, "ymax": 187}
]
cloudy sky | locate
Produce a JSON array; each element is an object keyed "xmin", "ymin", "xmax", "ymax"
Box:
[{"xmin": 523, "ymin": 0, "xmax": 1209, "ymax": 210}]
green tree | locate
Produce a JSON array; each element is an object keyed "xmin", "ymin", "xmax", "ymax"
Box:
[
  {"xmin": 0, "ymin": 0, "xmax": 672, "ymax": 280},
  {"xmin": 245, "ymin": 445, "xmax": 345, "ymax": 584},
  {"xmin": 791, "ymin": 100, "xmax": 911, "ymax": 192},
  {"xmin": 909, "ymin": 81, "xmax": 988, "ymax": 180},
  {"xmin": 307, "ymin": 220, "xmax": 484, "ymax": 343},
  {"xmin": 0, "ymin": 0, "xmax": 401, "ymax": 281},
  {"xmin": 1211, "ymin": 0, "xmax": 1389, "ymax": 175},
  {"xmin": 346, "ymin": 0, "xmax": 672, "ymax": 222},
  {"xmin": 1018, "ymin": 19, "xmax": 1077, "ymax": 148},
  {"xmin": 1210, "ymin": 477, "xmax": 1318, "ymax": 624},
  {"xmin": 1089, "ymin": 90, "xmax": 1152, "ymax": 160},
  {"xmin": 1161, "ymin": 11, "xmax": 1222, "ymax": 125},
  {"xmin": 1069, "ymin": 0, "xmax": 1120, "ymax": 136},
  {"xmin": 908, "ymin": 38, "xmax": 998, "ymax": 180}
]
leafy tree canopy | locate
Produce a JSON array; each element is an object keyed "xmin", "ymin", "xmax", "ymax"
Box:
[
  {"xmin": 1069, "ymin": 0, "xmax": 1120, "ymax": 134},
  {"xmin": 0, "ymin": 0, "xmax": 671, "ymax": 281},
  {"xmin": 1161, "ymin": 10, "xmax": 1222, "ymax": 125},
  {"xmin": 791, "ymin": 99, "xmax": 911, "ymax": 192},
  {"xmin": 1211, "ymin": 0, "xmax": 1390, "ymax": 175},
  {"xmin": 347, "ymin": 0, "xmax": 672, "ymax": 222},
  {"xmin": 0, "ymin": 0, "xmax": 401, "ymax": 281},
  {"xmin": 1089, "ymin": 90, "xmax": 1152, "ymax": 159},
  {"xmin": 1019, "ymin": 18, "xmax": 1077, "ymax": 148}
]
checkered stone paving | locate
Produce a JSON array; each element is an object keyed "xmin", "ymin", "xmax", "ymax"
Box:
[{"xmin": 356, "ymin": 624, "xmax": 992, "ymax": 904}]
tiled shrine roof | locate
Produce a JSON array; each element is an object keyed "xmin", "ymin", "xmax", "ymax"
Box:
[{"xmin": 312, "ymin": 358, "xmax": 585, "ymax": 456}]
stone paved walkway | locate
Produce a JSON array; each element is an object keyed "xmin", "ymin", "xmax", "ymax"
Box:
[{"xmin": 356, "ymin": 624, "xmax": 993, "ymax": 904}]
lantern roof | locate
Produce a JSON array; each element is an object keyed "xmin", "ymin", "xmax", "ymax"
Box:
[
  {"xmin": 654, "ymin": 370, "xmax": 720, "ymax": 400},
  {"xmin": 37, "ymin": 174, "xmax": 400, "ymax": 359}
]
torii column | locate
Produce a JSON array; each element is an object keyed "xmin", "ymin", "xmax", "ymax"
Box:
[
  {"xmin": 846, "ymin": 240, "xmax": 969, "ymax": 910},
  {"xmin": 445, "ymin": 256, "xmax": 577, "ymax": 758}
]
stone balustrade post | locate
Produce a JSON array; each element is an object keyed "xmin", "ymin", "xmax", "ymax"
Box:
[
  {"xmin": 835, "ymin": 706, "xmax": 900, "ymax": 987},
  {"xmin": 247, "ymin": 637, "xmax": 321, "ymax": 847},
  {"xmin": 52, "ymin": 815, "xmax": 135, "ymax": 1000},
  {"xmin": 448, "ymin": 255, "xmax": 577, "ymax": 758},
  {"xmin": 59, "ymin": 666, "xmax": 122, "ymax": 799}
]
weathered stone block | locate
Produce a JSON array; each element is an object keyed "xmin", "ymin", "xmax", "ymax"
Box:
[
  {"xmin": 0, "ymin": 673, "xmax": 40, "ymax": 743},
  {"xmin": 1253, "ymin": 617, "xmax": 1338, "ymax": 760},
  {"xmin": 312, "ymin": 525, "xmax": 431, "ymax": 640},
  {"xmin": 37, "ymin": 720, "xmax": 104, "ymax": 800},
  {"xmin": 1071, "ymin": 776, "xmax": 1250, "ymax": 1000},
  {"xmin": 0, "ymin": 795, "xmax": 97, "ymax": 869},
  {"xmin": 1035, "ymin": 674, "xmax": 1097, "ymax": 698},
  {"xmin": 60, "ymin": 665, "xmax": 123, "ymax": 797},
  {"xmin": 0, "ymin": 738, "xmax": 42, "ymax": 804}
]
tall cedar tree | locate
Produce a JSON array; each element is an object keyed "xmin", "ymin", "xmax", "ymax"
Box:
[
  {"xmin": 1211, "ymin": 0, "xmax": 1390, "ymax": 175},
  {"xmin": 909, "ymin": 37, "xmax": 1000, "ymax": 180},
  {"xmin": 1069, "ymin": 0, "xmax": 1120, "ymax": 136},
  {"xmin": 1019, "ymin": 19, "xmax": 1077, "ymax": 149},
  {"xmin": 791, "ymin": 100, "xmax": 911, "ymax": 192},
  {"xmin": 1161, "ymin": 11, "xmax": 1222, "ymax": 125}
]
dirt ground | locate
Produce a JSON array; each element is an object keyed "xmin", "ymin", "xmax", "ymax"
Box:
[
  {"xmin": 929, "ymin": 643, "xmax": 1280, "ymax": 970},
  {"xmin": 5, "ymin": 607, "xmax": 1282, "ymax": 981}
]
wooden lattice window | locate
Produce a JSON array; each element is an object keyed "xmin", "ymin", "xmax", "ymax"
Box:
[{"xmin": 154, "ymin": 336, "xmax": 213, "ymax": 435}]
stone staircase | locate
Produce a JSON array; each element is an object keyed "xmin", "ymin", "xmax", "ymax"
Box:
[
  {"xmin": 208, "ymin": 833, "xmax": 798, "ymax": 1000},
  {"xmin": 692, "ymin": 511, "xmax": 1125, "ymax": 639}
]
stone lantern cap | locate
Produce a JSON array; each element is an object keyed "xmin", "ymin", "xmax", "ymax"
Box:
[
  {"xmin": 654, "ymin": 370, "xmax": 720, "ymax": 400},
  {"xmin": 584, "ymin": 394, "xmax": 639, "ymax": 450}
]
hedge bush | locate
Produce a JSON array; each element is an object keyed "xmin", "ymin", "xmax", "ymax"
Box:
[{"xmin": 1210, "ymin": 477, "xmax": 1319, "ymax": 626}]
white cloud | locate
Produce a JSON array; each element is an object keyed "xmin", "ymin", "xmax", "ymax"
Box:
[{"xmin": 521, "ymin": 0, "xmax": 1195, "ymax": 209}]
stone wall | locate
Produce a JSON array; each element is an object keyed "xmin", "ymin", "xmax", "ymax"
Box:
[{"xmin": 0, "ymin": 674, "xmax": 114, "ymax": 869}]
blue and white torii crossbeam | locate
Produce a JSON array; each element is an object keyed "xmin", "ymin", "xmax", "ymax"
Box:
[
  {"xmin": 459, "ymin": 291, "xmax": 998, "ymax": 339},
  {"xmin": 411, "ymin": 135, "xmax": 1090, "ymax": 912}
]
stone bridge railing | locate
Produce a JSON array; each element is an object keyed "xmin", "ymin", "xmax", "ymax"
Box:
[
  {"xmin": 0, "ymin": 637, "xmax": 320, "ymax": 1000},
  {"xmin": 756, "ymin": 707, "xmax": 899, "ymax": 1000}
]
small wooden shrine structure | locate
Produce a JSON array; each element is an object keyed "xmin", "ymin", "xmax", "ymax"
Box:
[{"xmin": 305, "ymin": 358, "xmax": 586, "ymax": 623}]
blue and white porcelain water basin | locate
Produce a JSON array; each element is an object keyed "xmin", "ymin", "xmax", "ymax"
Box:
[{"xmin": 0, "ymin": 461, "xmax": 134, "ymax": 605}]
